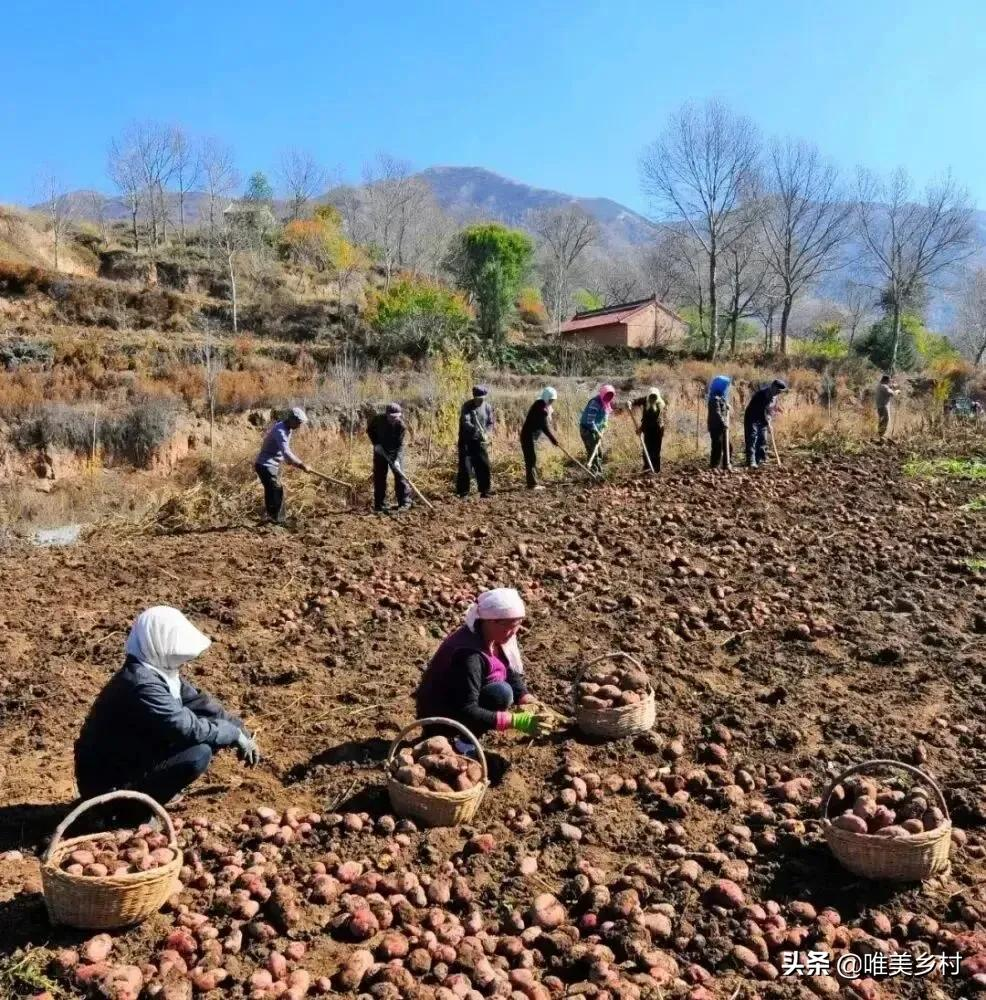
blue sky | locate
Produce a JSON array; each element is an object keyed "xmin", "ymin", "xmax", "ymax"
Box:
[{"xmin": 3, "ymin": 0, "xmax": 985, "ymax": 212}]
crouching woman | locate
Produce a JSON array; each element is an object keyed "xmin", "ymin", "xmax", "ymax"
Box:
[
  {"xmin": 416, "ymin": 588, "xmax": 547, "ymax": 746},
  {"xmin": 74, "ymin": 606, "xmax": 260, "ymax": 806}
]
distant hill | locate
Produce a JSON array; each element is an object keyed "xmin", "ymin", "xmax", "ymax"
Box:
[{"xmin": 414, "ymin": 166, "xmax": 657, "ymax": 248}]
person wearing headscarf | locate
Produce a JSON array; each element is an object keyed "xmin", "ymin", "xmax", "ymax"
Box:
[
  {"xmin": 875, "ymin": 374, "xmax": 900, "ymax": 440},
  {"xmin": 580, "ymin": 384, "xmax": 616, "ymax": 474},
  {"xmin": 416, "ymin": 588, "xmax": 547, "ymax": 741},
  {"xmin": 254, "ymin": 406, "xmax": 311, "ymax": 523},
  {"xmin": 707, "ymin": 375, "xmax": 732, "ymax": 471},
  {"xmin": 457, "ymin": 385, "xmax": 495, "ymax": 499},
  {"xmin": 368, "ymin": 403, "xmax": 409, "ymax": 512},
  {"xmin": 630, "ymin": 387, "xmax": 667, "ymax": 473},
  {"xmin": 74, "ymin": 607, "xmax": 258, "ymax": 806},
  {"xmin": 519, "ymin": 387, "xmax": 559, "ymax": 490},
  {"xmin": 744, "ymin": 379, "xmax": 788, "ymax": 468}
]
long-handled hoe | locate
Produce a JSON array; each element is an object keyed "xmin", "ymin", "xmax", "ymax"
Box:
[{"xmin": 626, "ymin": 403, "xmax": 655, "ymax": 475}]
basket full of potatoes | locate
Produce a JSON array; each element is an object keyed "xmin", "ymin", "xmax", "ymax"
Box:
[
  {"xmin": 574, "ymin": 651, "xmax": 656, "ymax": 739},
  {"xmin": 822, "ymin": 759, "xmax": 953, "ymax": 881},
  {"xmin": 41, "ymin": 791, "xmax": 183, "ymax": 929},
  {"xmin": 386, "ymin": 718, "xmax": 489, "ymax": 827}
]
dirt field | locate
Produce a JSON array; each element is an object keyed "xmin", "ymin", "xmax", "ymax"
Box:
[{"xmin": 0, "ymin": 442, "xmax": 984, "ymax": 999}]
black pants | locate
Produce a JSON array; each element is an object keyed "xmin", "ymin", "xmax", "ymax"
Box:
[
  {"xmin": 76, "ymin": 743, "xmax": 214, "ymax": 806},
  {"xmin": 642, "ymin": 428, "xmax": 663, "ymax": 472},
  {"xmin": 520, "ymin": 434, "xmax": 539, "ymax": 487},
  {"xmin": 456, "ymin": 439, "xmax": 492, "ymax": 496},
  {"xmin": 708, "ymin": 417, "xmax": 730, "ymax": 469},
  {"xmin": 373, "ymin": 451, "xmax": 409, "ymax": 510},
  {"xmin": 745, "ymin": 419, "xmax": 768, "ymax": 466},
  {"xmin": 255, "ymin": 464, "xmax": 284, "ymax": 521}
]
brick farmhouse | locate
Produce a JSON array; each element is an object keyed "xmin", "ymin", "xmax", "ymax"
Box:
[{"xmin": 559, "ymin": 296, "xmax": 687, "ymax": 348}]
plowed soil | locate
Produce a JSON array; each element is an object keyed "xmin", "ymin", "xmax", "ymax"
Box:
[{"xmin": 1, "ymin": 443, "xmax": 984, "ymax": 998}]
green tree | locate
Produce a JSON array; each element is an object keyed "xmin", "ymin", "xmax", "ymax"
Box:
[
  {"xmin": 445, "ymin": 223, "xmax": 533, "ymax": 346},
  {"xmin": 573, "ymin": 288, "xmax": 604, "ymax": 312},
  {"xmin": 244, "ymin": 171, "xmax": 274, "ymax": 204},
  {"xmin": 366, "ymin": 277, "xmax": 472, "ymax": 363},
  {"xmin": 855, "ymin": 313, "xmax": 924, "ymax": 371}
]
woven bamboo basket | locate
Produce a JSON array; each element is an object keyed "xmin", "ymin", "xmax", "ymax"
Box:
[
  {"xmin": 822, "ymin": 759, "xmax": 952, "ymax": 882},
  {"xmin": 42, "ymin": 790, "xmax": 183, "ymax": 929},
  {"xmin": 387, "ymin": 717, "xmax": 489, "ymax": 828},
  {"xmin": 574, "ymin": 651, "xmax": 656, "ymax": 739}
]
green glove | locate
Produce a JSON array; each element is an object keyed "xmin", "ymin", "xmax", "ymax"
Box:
[{"xmin": 512, "ymin": 712, "xmax": 535, "ymax": 734}]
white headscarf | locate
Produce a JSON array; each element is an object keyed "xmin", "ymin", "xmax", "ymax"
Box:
[
  {"xmin": 124, "ymin": 606, "xmax": 212, "ymax": 699},
  {"xmin": 464, "ymin": 588, "xmax": 526, "ymax": 674}
]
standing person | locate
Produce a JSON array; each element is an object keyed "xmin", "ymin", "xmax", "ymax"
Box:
[
  {"xmin": 707, "ymin": 375, "xmax": 732, "ymax": 471},
  {"xmin": 580, "ymin": 384, "xmax": 616, "ymax": 474},
  {"xmin": 876, "ymin": 374, "xmax": 900, "ymax": 440},
  {"xmin": 744, "ymin": 379, "xmax": 788, "ymax": 468},
  {"xmin": 630, "ymin": 387, "xmax": 667, "ymax": 473},
  {"xmin": 75, "ymin": 606, "xmax": 259, "ymax": 808},
  {"xmin": 368, "ymin": 403, "xmax": 409, "ymax": 513},
  {"xmin": 519, "ymin": 387, "xmax": 560, "ymax": 490},
  {"xmin": 457, "ymin": 385, "xmax": 495, "ymax": 499},
  {"xmin": 254, "ymin": 407, "xmax": 311, "ymax": 523}
]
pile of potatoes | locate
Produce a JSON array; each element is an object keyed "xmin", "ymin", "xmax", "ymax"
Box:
[
  {"xmin": 390, "ymin": 735, "xmax": 484, "ymax": 794},
  {"xmin": 828, "ymin": 774, "xmax": 948, "ymax": 837},
  {"xmin": 577, "ymin": 663, "xmax": 651, "ymax": 710},
  {"xmin": 58, "ymin": 824, "xmax": 176, "ymax": 878}
]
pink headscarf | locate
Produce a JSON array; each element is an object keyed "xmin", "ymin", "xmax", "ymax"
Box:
[{"xmin": 599, "ymin": 384, "xmax": 616, "ymax": 414}]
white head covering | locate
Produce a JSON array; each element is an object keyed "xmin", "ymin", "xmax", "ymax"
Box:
[
  {"xmin": 541, "ymin": 387, "xmax": 558, "ymax": 403},
  {"xmin": 125, "ymin": 606, "xmax": 211, "ymax": 699},
  {"xmin": 289, "ymin": 406, "xmax": 308, "ymax": 423},
  {"xmin": 464, "ymin": 588, "xmax": 526, "ymax": 673}
]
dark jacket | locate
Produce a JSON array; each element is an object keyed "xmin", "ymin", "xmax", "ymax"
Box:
[
  {"xmin": 75, "ymin": 657, "xmax": 244, "ymax": 784},
  {"xmin": 708, "ymin": 395, "xmax": 730, "ymax": 430},
  {"xmin": 632, "ymin": 396, "xmax": 666, "ymax": 433},
  {"xmin": 459, "ymin": 399, "xmax": 494, "ymax": 446},
  {"xmin": 745, "ymin": 386, "xmax": 776, "ymax": 424},
  {"xmin": 367, "ymin": 414, "xmax": 406, "ymax": 458},
  {"xmin": 416, "ymin": 625, "xmax": 529, "ymax": 735},
  {"xmin": 520, "ymin": 400, "xmax": 559, "ymax": 446}
]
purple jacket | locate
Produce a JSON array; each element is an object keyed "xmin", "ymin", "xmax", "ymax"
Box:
[{"xmin": 416, "ymin": 625, "xmax": 528, "ymax": 736}]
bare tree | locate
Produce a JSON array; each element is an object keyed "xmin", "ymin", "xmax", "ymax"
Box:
[
  {"xmin": 641, "ymin": 100, "xmax": 761, "ymax": 359},
  {"xmin": 201, "ymin": 331, "xmax": 222, "ymax": 463},
  {"xmin": 214, "ymin": 210, "xmax": 252, "ymax": 334},
  {"xmin": 760, "ymin": 139, "xmax": 852, "ymax": 354},
  {"xmin": 88, "ymin": 191, "xmax": 108, "ymax": 243},
  {"xmin": 126, "ymin": 121, "xmax": 177, "ymax": 246},
  {"xmin": 172, "ymin": 127, "xmax": 201, "ymax": 245},
  {"xmin": 36, "ymin": 171, "xmax": 73, "ymax": 271},
  {"xmin": 279, "ymin": 148, "xmax": 327, "ymax": 220},
  {"xmin": 955, "ymin": 267, "xmax": 986, "ymax": 366},
  {"xmin": 108, "ymin": 139, "xmax": 144, "ymax": 250},
  {"xmin": 855, "ymin": 167, "xmax": 974, "ymax": 371},
  {"xmin": 721, "ymin": 220, "xmax": 771, "ymax": 354},
  {"xmin": 642, "ymin": 228, "xmax": 683, "ymax": 303},
  {"xmin": 530, "ymin": 204, "xmax": 598, "ymax": 332},
  {"xmin": 592, "ymin": 251, "xmax": 648, "ymax": 305},
  {"xmin": 840, "ymin": 278, "xmax": 877, "ymax": 347},
  {"xmin": 200, "ymin": 138, "xmax": 239, "ymax": 249}
]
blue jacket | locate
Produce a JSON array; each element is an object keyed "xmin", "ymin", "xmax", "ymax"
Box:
[
  {"xmin": 75, "ymin": 657, "xmax": 244, "ymax": 784},
  {"xmin": 580, "ymin": 396, "xmax": 609, "ymax": 433}
]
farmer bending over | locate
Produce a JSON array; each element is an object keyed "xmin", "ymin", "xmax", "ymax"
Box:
[
  {"xmin": 631, "ymin": 387, "xmax": 667, "ymax": 473},
  {"xmin": 416, "ymin": 588, "xmax": 548, "ymax": 746},
  {"xmin": 75, "ymin": 607, "xmax": 259, "ymax": 807},
  {"xmin": 254, "ymin": 406, "xmax": 311, "ymax": 524},
  {"xmin": 457, "ymin": 385, "xmax": 495, "ymax": 498},
  {"xmin": 580, "ymin": 384, "xmax": 616, "ymax": 474},
  {"xmin": 519, "ymin": 386, "xmax": 560, "ymax": 490},
  {"xmin": 744, "ymin": 379, "xmax": 787, "ymax": 468},
  {"xmin": 368, "ymin": 402, "xmax": 409, "ymax": 512}
]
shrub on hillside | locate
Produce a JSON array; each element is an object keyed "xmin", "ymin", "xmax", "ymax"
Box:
[
  {"xmin": 366, "ymin": 278, "xmax": 473, "ymax": 364},
  {"xmin": 517, "ymin": 286, "xmax": 547, "ymax": 326},
  {"xmin": 0, "ymin": 261, "xmax": 52, "ymax": 296}
]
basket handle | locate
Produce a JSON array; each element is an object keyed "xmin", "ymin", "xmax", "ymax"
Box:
[
  {"xmin": 387, "ymin": 718, "xmax": 488, "ymax": 785},
  {"xmin": 44, "ymin": 791, "xmax": 177, "ymax": 863},
  {"xmin": 821, "ymin": 759, "xmax": 950, "ymax": 821},
  {"xmin": 575, "ymin": 651, "xmax": 647, "ymax": 689}
]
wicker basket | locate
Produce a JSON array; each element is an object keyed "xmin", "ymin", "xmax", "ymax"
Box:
[
  {"xmin": 387, "ymin": 718, "xmax": 489, "ymax": 828},
  {"xmin": 822, "ymin": 759, "xmax": 952, "ymax": 882},
  {"xmin": 42, "ymin": 790, "xmax": 183, "ymax": 929},
  {"xmin": 574, "ymin": 651, "xmax": 656, "ymax": 739}
]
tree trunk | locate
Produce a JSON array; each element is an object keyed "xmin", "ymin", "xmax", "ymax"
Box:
[
  {"xmin": 975, "ymin": 338, "xmax": 986, "ymax": 367},
  {"xmin": 131, "ymin": 207, "xmax": 139, "ymax": 252},
  {"xmin": 779, "ymin": 296, "xmax": 793, "ymax": 355},
  {"xmin": 179, "ymin": 192, "xmax": 186, "ymax": 245},
  {"xmin": 729, "ymin": 313, "xmax": 738, "ymax": 354},
  {"xmin": 707, "ymin": 255, "xmax": 718, "ymax": 361},
  {"xmin": 889, "ymin": 303, "xmax": 902, "ymax": 373},
  {"xmin": 228, "ymin": 253, "xmax": 238, "ymax": 334}
]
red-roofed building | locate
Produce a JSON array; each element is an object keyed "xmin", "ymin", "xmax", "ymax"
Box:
[{"xmin": 560, "ymin": 296, "xmax": 687, "ymax": 348}]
